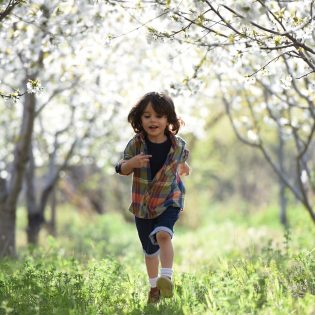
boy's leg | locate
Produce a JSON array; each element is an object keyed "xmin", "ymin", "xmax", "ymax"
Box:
[
  {"xmin": 156, "ymin": 231, "xmax": 175, "ymax": 298},
  {"xmin": 145, "ymin": 254, "xmax": 160, "ymax": 304},
  {"xmin": 148, "ymin": 206, "xmax": 180, "ymax": 270},
  {"xmin": 156, "ymin": 231, "xmax": 173, "ymax": 268},
  {"xmin": 145, "ymin": 254, "xmax": 159, "ymax": 278},
  {"xmin": 149, "ymin": 206, "xmax": 181, "ymax": 298},
  {"xmin": 135, "ymin": 216, "xmax": 161, "ymax": 303}
]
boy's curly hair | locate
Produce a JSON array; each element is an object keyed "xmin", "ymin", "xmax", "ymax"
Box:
[{"xmin": 128, "ymin": 92, "xmax": 184, "ymax": 135}]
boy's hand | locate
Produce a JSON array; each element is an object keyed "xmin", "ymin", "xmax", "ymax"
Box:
[
  {"xmin": 128, "ymin": 152, "xmax": 152, "ymax": 169},
  {"xmin": 178, "ymin": 162, "xmax": 190, "ymax": 176}
]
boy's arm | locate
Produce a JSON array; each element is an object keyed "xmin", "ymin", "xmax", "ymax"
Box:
[
  {"xmin": 178, "ymin": 139, "xmax": 190, "ymax": 176},
  {"xmin": 116, "ymin": 153, "xmax": 152, "ymax": 176},
  {"xmin": 120, "ymin": 159, "xmax": 134, "ymax": 175},
  {"xmin": 116, "ymin": 137, "xmax": 136, "ymax": 176}
]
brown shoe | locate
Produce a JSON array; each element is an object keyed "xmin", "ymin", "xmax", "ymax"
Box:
[
  {"xmin": 147, "ymin": 287, "xmax": 160, "ymax": 304},
  {"xmin": 157, "ymin": 276, "xmax": 173, "ymax": 298}
]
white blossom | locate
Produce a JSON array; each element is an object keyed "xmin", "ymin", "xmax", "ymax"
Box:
[
  {"xmin": 302, "ymin": 124, "xmax": 311, "ymax": 133},
  {"xmin": 280, "ymin": 75, "xmax": 292, "ymax": 90},
  {"xmin": 26, "ymin": 79, "xmax": 43, "ymax": 94},
  {"xmin": 279, "ymin": 117, "xmax": 289, "ymax": 126},
  {"xmin": 0, "ymin": 170, "xmax": 8, "ymax": 179},
  {"xmin": 301, "ymin": 170, "xmax": 308, "ymax": 184},
  {"xmin": 243, "ymin": 76, "xmax": 256, "ymax": 88},
  {"xmin": 264, "ymin": 116, "xmax": 275, "ymax": 127},
  {"xmin": 241, "ymin": 116, "xmax": 250, "ymax": 126},
  {"xmin": 247, "ymin": 129, "xmax": 259, "ymax": 142}
]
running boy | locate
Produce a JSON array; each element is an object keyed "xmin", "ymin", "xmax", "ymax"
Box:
[{"xmin": 115, "ymin": 92, "xmax": 190, "ymax": 304}]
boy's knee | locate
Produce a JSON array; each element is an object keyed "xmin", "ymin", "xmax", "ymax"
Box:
[
  {"xmin": 156, "ymin": 231, "xmax": 171, "ymax": 242},
  {"xmin": 145, "ymin": 254, "xmax": 158, "ymax": 260}
]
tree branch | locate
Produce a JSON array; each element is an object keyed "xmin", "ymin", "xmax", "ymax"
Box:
[{"xmin": 0, "ymin": 0, "xmax": 24, "ymax": 23}]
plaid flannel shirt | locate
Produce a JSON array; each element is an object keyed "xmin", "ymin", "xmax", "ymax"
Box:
[{"xmin": 119, "ymin": 133, "xmax": 189, "ymax": 219}]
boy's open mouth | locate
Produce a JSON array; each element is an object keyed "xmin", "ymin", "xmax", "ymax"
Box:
[{"xmin": 149, "ymin": 126, "xmax": 158, "ymax": 130}]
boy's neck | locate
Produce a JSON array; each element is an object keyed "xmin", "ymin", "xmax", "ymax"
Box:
[{"xmin": 147, "ymin": 134, "xmax": 167, "ymax": 144}]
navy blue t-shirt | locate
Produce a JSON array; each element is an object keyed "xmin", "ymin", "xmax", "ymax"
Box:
[{"xmin": 145, "ymin": 136, "xmax": 172, "ymax": 180}]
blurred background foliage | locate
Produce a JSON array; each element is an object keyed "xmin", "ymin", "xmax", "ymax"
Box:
[{"xmin": 0, "ymin": 0, "xmax": 314, "ymax": 255}]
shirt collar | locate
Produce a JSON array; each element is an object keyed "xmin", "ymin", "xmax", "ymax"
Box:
[{"xmin": 136, "ymin": 132, "xmax": 177, "ymax": 150}]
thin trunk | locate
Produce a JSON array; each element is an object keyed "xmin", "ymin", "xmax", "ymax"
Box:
[
  {"xmin": 25, "ymin": 144, "xmax": 43, "ymax": 245},
  {"xmin": 279, "ymin": 180, "xmax": 288, "ymax": 227},
  {"xmin": 48, "ymin": 186, "xmax": 57, "ymax": 237},
  {"xmin": 25, "ymin": 174, "xmax": 56, "ymax": 244},
  {"xmin": 277, "ymin": 129, "xmax": 288, "ymax": 227},
  {"xmin": 0, "ymin": 202, "xmax": 16, "ymax": 258}
]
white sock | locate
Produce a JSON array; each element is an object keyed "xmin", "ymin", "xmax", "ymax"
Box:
[
  {"xmin": 160, "ymin": 268, "xmax": 173, "ymax": 280},
  {"xmin": 149, "ymin": 277, "xmax": 158, "ymax": 288}
]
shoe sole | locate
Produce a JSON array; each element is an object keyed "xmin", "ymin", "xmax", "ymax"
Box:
[{"xmin": 157, "ymin": 277, "xmax": 173, "ymax": 298}]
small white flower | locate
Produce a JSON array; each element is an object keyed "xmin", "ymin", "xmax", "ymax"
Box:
[
  {"xmin": 301, "ymin": 170, "xmax": 308, "ymax": 184},
  {"xmin": 260, "ymin": 68, "xmax": 270, "ymax": 77},
  {"xmin": 0, "ymin": 170, "xmax": 8, "ymax": 179},
  {"xmin": 233, "ymin": 119, "xmax": 241, "ymax": 129},
  {"xmin": 241, "ymin": 116, "xmax": 250, "ymax": 125},
  {"xmin": 280, "ymin": 75, "xmax": 292, "ymax": 90},
  {"xmin": 264, "ymin": 116, "xmax": 275, "ymax": 126},
  {"xmin": 232, "ymin": 97, "xmax": 241, "ymax": 110},
  {"xmin": 279, "ymin": 117, "xmax": 289, "ymax": 126},
  {"xmin": 244, "ymin": 76, "xmax": 256, "ymax": 87},
  {"xmin": 254, "ymin": 103, "xmax": 266, "ymax": 113},
  {"xmin": 26, "ymin": 79, "xmax": 43, "ymax": 94},
  {"xmin": 278, "ymin": 102, "xmax": 289, "ymax": 110},
  {"xmin": 291, "ymin": 119, "xmax": 299, "ymax": 128},
  {"xmin": 247, "ymin": 129, "xmax": 259, "ymax": 142},
  {"xmin": 104, "ymin": 35, "xmax": 112, "ymax": 47},
  {"xmin": 302, "ymin": 124, "xmax": 311, "ymax": 133}
]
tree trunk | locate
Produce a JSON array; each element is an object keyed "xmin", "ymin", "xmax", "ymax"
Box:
[
  {"xmin": 26, "ymin": 178, "xmax": 58, "ymax": 244},
  {"xmin": 277, "ymin": 129, "xmax": 288, "ymax": 227},
  {"xmin": 25, "ymin": 144, "xmax": 44, "ymax": 245},
  {"xmin": 279, "ymin": 180, "xmax": 288, "ymax": 227},
  {"xmin": 0, "ymin": 202, "xmax": 16, "ymax": 258},
  {"xmin": 0, "ymin": 81, "xmax": 36, "ymax": 258},
  {"xmin": 47, "ymin": 186, "xmax": 57, "ymax": 237},
  {"xmin": 27, "ymin": 213, "xmax": 44, "ymax": 245}
]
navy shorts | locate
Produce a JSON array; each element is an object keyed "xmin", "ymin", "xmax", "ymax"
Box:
[{"xmin": 135, "ymin": 206, "xmax": 181, "ymax": 257}]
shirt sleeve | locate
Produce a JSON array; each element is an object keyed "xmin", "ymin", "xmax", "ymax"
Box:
[
  {"xmin": 179, "ymin": 146, "xmax": 189, "ymax": 163},
  {"xmin": 123, "ymin": 138, "xmax": 136, "ymax": 160},
  {"xmin": 114, "ymin": 138, "xmax": 137, "ymax": 175}
]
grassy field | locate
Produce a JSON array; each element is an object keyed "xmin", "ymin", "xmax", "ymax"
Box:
[{"xmin": 0, "ymin": 204, "xmax": 314, "ymax": 314}]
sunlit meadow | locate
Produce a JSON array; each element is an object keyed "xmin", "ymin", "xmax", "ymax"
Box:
[{"xmin": 0, "ymin": 202, "xmax": 314, "ymax": 315}]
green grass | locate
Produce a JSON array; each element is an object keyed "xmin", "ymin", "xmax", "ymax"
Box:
[{"xmin": 0, "ymin": 204, "xmax": 314, "ymax": 314}]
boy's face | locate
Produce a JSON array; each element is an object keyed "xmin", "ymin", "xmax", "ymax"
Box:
[{"xmin": 141, "ymin": 103, "xmax": 168, "ymax": 142}]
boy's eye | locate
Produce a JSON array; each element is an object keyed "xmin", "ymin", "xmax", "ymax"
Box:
[{"xmin": 144, "ymin": 115, "xmax": 150, "ymax": 119}]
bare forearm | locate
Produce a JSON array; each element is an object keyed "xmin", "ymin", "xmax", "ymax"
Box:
[
  {"xmin": 120, "ymin": 160, "xmax": 134, "ymax": 175},
  {"xmin": 117, "ymin": 153, "xmax": 151, "ymax": 175}
]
